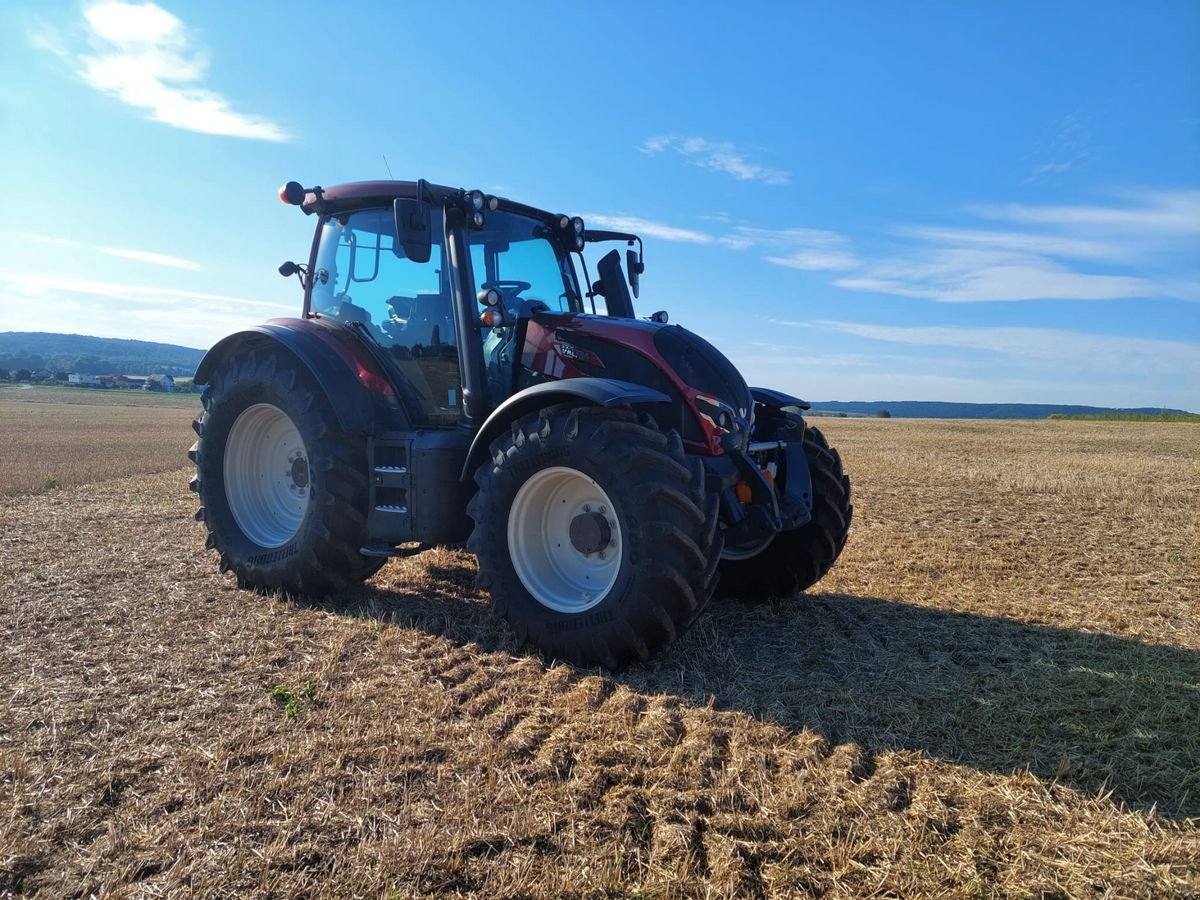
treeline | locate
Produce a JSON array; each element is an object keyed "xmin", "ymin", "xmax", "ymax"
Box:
[
  {"xmin": 1048, "ymin": 411, "xmax": 1200, "ymax": 423},
  {"xmin": 0, "ymin": 332, "xmax": 206, "ymax": 377},
  {"xmin": 808, "ymin": 400, "xmax": 1196, "ymax": 419}
]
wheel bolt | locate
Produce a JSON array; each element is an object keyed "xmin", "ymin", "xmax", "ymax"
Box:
[
  {"xmin": 583, "ymin": 504, "xmax": 591, "ymax": 512},
  {"xmin": 598, "ymin": 506, "xmax": 606, "ymax": 514},
  {"xmin": 597, "ymin": 551, "xmax": 605, "ymax": 560}
]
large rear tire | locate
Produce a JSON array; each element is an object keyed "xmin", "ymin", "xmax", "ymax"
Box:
[
  {"xmin": 717, "ymin": 422, "xmax": 851, "ymax": 599},
  {"xmin": 189, "ymin": 349, "xmax": 384, "ymax": 596},
  {"xmin": 468, "ymin": 405, "xmax": 721, "ymax": 669}
]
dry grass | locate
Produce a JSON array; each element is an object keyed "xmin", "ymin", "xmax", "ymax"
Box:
[
  {"xmin": 1, "ymin": 411, "xmax": 1198, "ymax": 897},
  {"xmin": 0, "ymin": 386, "xmax": 198, "ymax": 497}
]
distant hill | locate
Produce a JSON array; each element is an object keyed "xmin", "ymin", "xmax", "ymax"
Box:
[
  {"xmin": 0, "ymin": 332, "xmax": 206, "ymax": 377},
  {"xmin": 806, "ymin": 400, "xmax": 1196, "ymax": 419}
]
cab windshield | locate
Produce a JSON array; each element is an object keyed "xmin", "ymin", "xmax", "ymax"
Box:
[
  {"xmin": 308, "ymin": 206, "xmax": 577, "ymax": 424},
  {"xmin": 467, "ymin": 210, "xmax": 579, "ymax": 313}
]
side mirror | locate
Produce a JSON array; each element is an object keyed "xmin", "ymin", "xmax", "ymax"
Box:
[
  {"xmin": 278, "ymin": 260, "xmax": 299, "ymax": 277},
  {"xmin": 596, "ymin": 249, "xmax": 635, "ymax": 318},
  {"xmin": 393, "ymin": 197, "xmax": 432, "ymax": 264},
  {"xmin": 626, "ymin": 248, "xmax": 643, "ymax": 299}
]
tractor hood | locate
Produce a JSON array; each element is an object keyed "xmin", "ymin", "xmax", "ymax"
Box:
[{"xmin": 522, "ymin": 312, "xmax": 752, "ymax": 451}]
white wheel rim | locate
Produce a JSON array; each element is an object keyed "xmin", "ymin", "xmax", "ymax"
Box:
[
  {"xmin": 224, "ymin": 403, "xmax": 310, "ymax": 548},
  {"xmin": 722, "ymin": 534, "xmax": 775, "ymax": 561},
  {"xmin": 506, "ymin": 466, "xmax": 622, "ymax": 614}
]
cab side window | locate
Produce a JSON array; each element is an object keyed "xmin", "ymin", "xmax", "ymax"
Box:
[{"xmin": 311, "ymin": 209, "xmax": 461, "ymax": 424}]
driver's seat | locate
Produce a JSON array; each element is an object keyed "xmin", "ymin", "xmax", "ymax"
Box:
[{"xmin": 405, "ymin": 293, "xmax": 456, "ymax": 350}]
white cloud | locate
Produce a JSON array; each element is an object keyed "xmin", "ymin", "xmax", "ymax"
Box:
[
  {"xmin": 0, "ymin": 269, "xmax": 295, "ymax": 349},
  {"xmin": 42, "ymin": 2, "xmax": 288, "ymax": 141},
  {"xmin": 731, "ymin": 227, "xmax": 859, "ymax": 270},
  {"xmin": 583, "ymin": 214, "xmax": 717, "ymax": 245},
  {"xmin": 583, "ymin": 215, "xmax": 859, "ymax": 271},
  {"xmin": 24, "ymin": 233, "xmax": 81, "ymax": 248},
  {"xmin": 3, "ymin": 270, "xmax": 290, "ymax": 312},
  {"xmin": 3, "ymin": 232, "xmax": 201, "ymax": 270},
  {"xmin": 641, "ymin": 135, "xmax": 790, "ymax": 185},
  {"xmin": 1026, "ymin": 113, "xmax": 1091, "ymax": 181},
  {"xmin": 778, "ymin": 319, "xmax": 1200, "ymax": 375},
  {"xmin": 894, "ymin": 226, "xmax": 1132, "ymax": 263},
  {"xmin": 834, "ymin": 249, "xmax": 1152, "ymax": 302},
  {"xmin": 971, "ymin": 189, "xmax": 1200, "ymax": 235},
  {"xmin": 101, "ymin": 246, "xmax": 201, "ymax": 270},
  {"xmin": 848, "ymin": 189, "xmax": 1200, "ymax": 303}
]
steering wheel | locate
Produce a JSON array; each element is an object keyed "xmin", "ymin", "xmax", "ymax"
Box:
[{"xmin": 481, "ymin": 280, "xmax": 532, "ymax": 303}]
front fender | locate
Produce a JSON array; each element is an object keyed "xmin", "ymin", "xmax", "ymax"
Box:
[
  {"xmin": 195, "ymin": 318, "xmax": 408, "ymax": 434},
  {"xmin": 750, "ymin": 386, "xmax": 811, "ymax": 411},
  {"xmin": 460, "ymin": 377, "xmax": 671, "ymax": 481}
]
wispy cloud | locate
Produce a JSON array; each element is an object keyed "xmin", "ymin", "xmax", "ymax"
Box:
[
  {"xmin": 1027, "ymin": 113, "xmax": 1091, "ymax": 181},
  {"xmin": 971, "ymin": 189, "xmax": 1200, "ymax": 234},
  {"xmin": 583, "ymin": 214, "xmax": 717, "ymax": 245},
  {"xmin": 641, "ymin": 135, "xmax": 790, "ymax": 185},
  {"xmin": 34, "ymin": 2, "xmax": 288, "ymax": 141},
  {"xmin": 729, "ymin": 227, "xmax": 859, "ymax": 270},
  {"xmin": 6, "ymin": 232, "xmax": 201, "ymax": 270},
  {"xmin": 24, "ymin": 233, "xmax": 81, "ymax": 248},
  {"xmin": 839, "ymin": 188, "xmax": 1200, "ymax": 303},
  {"xmin": 893, "ymin": 226, "xmax": 1132, "ymax": 263},
  {"xmin": 784, "ymin": 319, "xmax": 1200, "ymax": 375},
  {"xmin": 4, "ymin": 270, "xmax": 288, "ymax": 311},
  {"xmin": 834, "ymin": 249, "xmax": 1152, "ymax": 302},
  {"xmin": 0, "ymin": 269, "xmax": 294, "ymax": 349},
  {"xmin": 584, "ymin": 215, "xmax": 858, "ymax": 271},
  {"xmin": 100, "ymin": 246, "xmax": 201, "ymax": 270}
]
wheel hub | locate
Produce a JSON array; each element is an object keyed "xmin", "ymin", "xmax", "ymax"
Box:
[
  {"xmin": 569, "ymin": 511, "xmax": 612, "ymax": 556},
  {"xmin": 289, "ymin": 455, "xmax": 309, "ymax": 490}
]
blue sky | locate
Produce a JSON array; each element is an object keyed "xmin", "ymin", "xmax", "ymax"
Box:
[{"xmin": 2, "ymin": 1, "xmax": 1197, "ymax": 409}]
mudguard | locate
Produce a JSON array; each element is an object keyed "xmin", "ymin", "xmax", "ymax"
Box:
[
  {"xmin": 750, "ymin": 386, "xmax": 811, "ymax": 411},
  {"xmin": 460, "ymin": 377, "xmax": 671, "ymax": 481},
  {"xmin": 194, "ymin": 318, "xmax": 408, "ymax": 435}
]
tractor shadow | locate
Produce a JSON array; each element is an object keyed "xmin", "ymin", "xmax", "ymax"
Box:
[{"xmin": 328, "ymin": 561, "xmax": 1199, "ymax": 820}]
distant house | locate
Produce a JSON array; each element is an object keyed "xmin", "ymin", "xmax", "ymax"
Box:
[
  {"xmin": 97, "ymin": 374, "xmax": 145, "ymax": 388},
  {"xmin": 144, "ymin": 374, "xmax": 176, "ymax": 392},
  {"xmin": 68, "ymin": 373, "xmax": 100, "ymax": 386}
]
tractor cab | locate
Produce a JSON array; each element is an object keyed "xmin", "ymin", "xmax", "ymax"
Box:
[{"xmin": 291, "ymin": 180, "xmax": 640, "ymax": 429}]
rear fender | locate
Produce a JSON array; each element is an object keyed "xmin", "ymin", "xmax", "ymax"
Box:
[
  {"xmin": 194, "ymin": 318, "xmax": 408, "ymax": 434},
  {"xmin": 460, "ymin": 377, "xmax": 670, "ymax": 481}
]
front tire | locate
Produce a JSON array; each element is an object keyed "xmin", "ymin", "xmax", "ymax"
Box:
[
  {"xmin": 189, "ymin": 349, "xmax": 384, "ymax": 595},
  {"xmin": 468, "ymin": 405, "xmax": 721, "ymax": 669},
  {"xmin": 718, "ymin": 422, "xmax": 852, "ymax": 598}
]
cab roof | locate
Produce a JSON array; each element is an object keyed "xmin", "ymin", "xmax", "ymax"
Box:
[{"xmin": 299, "ymin": 180, "xmax": 558, "ymax": 225}]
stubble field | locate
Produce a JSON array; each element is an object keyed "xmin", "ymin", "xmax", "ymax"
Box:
[{"xmin": 1, "ymin": 389, "xmax": 1197, "ymax": 897}]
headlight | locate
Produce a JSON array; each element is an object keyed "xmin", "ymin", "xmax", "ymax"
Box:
[
  {"xmin": 486, "ymin": 195, "xmax": 499, "ymax": 211},
  {"xmin": 472, "ymin": 211, "xmax": 485, "ymax": 228},
  {"xmin": 468, "ymin": 190, "xmax": 485, "ymax": 211},
  {"xmin": 574, "ymin": 234, "xmax": 584, "ymax": 251},
  {"xmin": 571, "ymin": 216, "xmax": 584, "ymax": 234},
  {"xmin": 558, "ymin": 215, "xmax": 570, "ymax": 230}
]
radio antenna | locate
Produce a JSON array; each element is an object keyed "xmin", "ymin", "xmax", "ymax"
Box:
[{"xmin": 382, "ymin": 154, "xmax": 395, "ymax": 179}]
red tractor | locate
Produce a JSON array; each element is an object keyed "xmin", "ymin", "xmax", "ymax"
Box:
[{"xmin": 190, "ymin": 180, "xmax": 851, "ymax": 668}]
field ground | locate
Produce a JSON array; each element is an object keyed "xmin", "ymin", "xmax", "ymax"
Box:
[
  {"xmin": 0, "ymin": 385, "xmax": 198, "ymax": 496},
  {"xmin": 1, "ymin": 398, "xmax": 1198, "ymax": 896}
]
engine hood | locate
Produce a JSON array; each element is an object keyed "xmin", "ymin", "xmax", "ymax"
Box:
[{"xmin": 522, "ymin": 312, "xmax": 752, "ymax": 452}]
